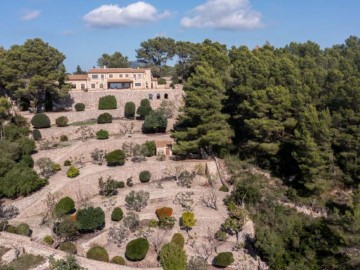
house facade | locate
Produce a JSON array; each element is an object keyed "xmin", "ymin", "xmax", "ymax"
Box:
[{"xmin": 67, "ymin": 67, "xmax": 159, "ymax": 91}]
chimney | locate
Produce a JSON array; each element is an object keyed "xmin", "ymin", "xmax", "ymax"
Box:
[{"xmin": 103, "ymin": 65, "xmax": 107, "ymax": 69}]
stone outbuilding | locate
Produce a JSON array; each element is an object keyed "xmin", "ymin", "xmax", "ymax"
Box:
[{"xmin": 155, "ymin": 141, "xmax": 173, "ymax": 156}]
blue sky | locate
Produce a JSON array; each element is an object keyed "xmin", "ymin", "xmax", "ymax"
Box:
[{"xmin": 1, "ymin": 0, "xmax": 359, "ymax": 73}]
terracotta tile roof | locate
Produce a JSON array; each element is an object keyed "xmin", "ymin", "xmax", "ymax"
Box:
[
  {"xmin": 68, "ymin": 74, "xmax": 88, "ymax": 81},
  {"xmin": 107, "ymin": 79, "xmax": 133, "ymax": 83},
  {"xmin": 88, "ymin": 68, "xmax": 146, "ymax": 74},
  {"xmin": 155, "ymin": 141, "xmax": 173, "ymax": 148}
]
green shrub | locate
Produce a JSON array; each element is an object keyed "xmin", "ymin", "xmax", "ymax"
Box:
[
  {"xmin": 96, "ymin": 129, "xmax": 109, "ymax": 140},
  {"xmin": 160, "ymin": 242, "xmax": 187, "ymax": 270},
  {"xmin": 75, "ymin": 103, "xmax": 85, "ymax": 111},
  {"xmin": 16, "ymin": 223, "xmax": 31, "ymax": 236},
  {"xmin": 66, "ymin": 166, "xmax": 79, "ymax": 178},
  {"xmin": 148, "ymin": 219, "xmax": 158, "ymax": 228},
  {"xmin": 139, "ymin": 170, "xmax": 151, "ymax": 183},
  {"xmin": 116, "ymin": 181, "xmax": 125, "ymax": 188},
  {"xmin": 136, "ymin": 99, "xmax": 152, "ymax": 119},
  {"xmin": 219, "ymin": 185, "xmax": 229, "ymax": 192},
  {"xmin": 215, "ymin": 230, "xmax": 228, "ymax": 241},
  {"xmin": 98, "ymin": 95, "xmax": 117, "ymax": 110},
  {"xmin": 158, "ymin": 78, "xmax": 166, "ymax": 85},
  {"xmin": 32, "ymin": 129, "xmax": 42, "ymax": 141},
  {"xmin": 111, "ymin": 207, "xmax": 123, "ymax": 222},
  {"xmin": 53, "ymin": 218, "xmax": 78, "ymax": 239},
  {"xmin": 76, "ymin": 207, "xmax": 105, "ymax": 233},
  {"xmin": 60, "ymin": 135, "xmax": 68, "ymax": 142},
  {"xmin": 86, "ymin": 246, "xmax": 109, "ymax": 262},
  {"xmin": 63, "ymin": 160, "xmax": 71, "ymax": 166},
  {"xmin": 52, "ymin": 163, "xmax": 61, "ymax": 171},
  {"xmin": 43, "ymin": 235, "xmax": 54, "ymax": 245},
  {"xmin": 213, "ymin": 252, "xmax": 234, "ymax": 268},
  {"xmin": 97, "ymin": 113, "xmax": 113, "ymax": 124},
  {"xmin": 0, "ymin": 220, "xmax": 9, "ymax": 231},
  {"xmin": 105, "ymin": 149, "xmax": 125, "ymax": 166},
  {"xmin": 124, "ymin": 102, "xmax": 136, "ymax": 119},
  {"xmin": 110, "ymin": 256, "xmax": 126, "ymax": 265},
  {"xmin": 55, "ymin": 116, "xmax": 69, "ymax": 127},
  {"xmin": 158, "ymin": 216, "xmax": 176, "ymax": 230},
  {"xmin": 142, "ymin": 141, "xmax": 156, "ymax": 157},
  {"xmin": 171, "ymin": 233, "xmax": 185, "ymax": 249},
  {"xmin": 155, "ymin": 207, "xmax": 173, "ymax": 219},
  {"xmin": 55, "ymin": 196, "xmax": 75, "ymax": 217},
  {"xmin": 31, "ymin": 113, "xmax": 51, "ymax": 129},
  {"xmin": 126, "ymin": 177, "xmax": 133, "ymax": 187},
  {"xmin": 6, "ymin": 225, "xmax": 17, "ymax": 234},
  {"xmin": 20, "ymin": 155, "xmax": 34, "ymax": 168},
  {"xmin": 142, "ymin": 111, "xmax": 167, "ymax": 133},
  {"xmin": 125, "ymin": 238, "xmax": 149, "ymax": 261},
  {"xmin": 59, "ymin": 241, "xmax": 77, "ymax": 254}
]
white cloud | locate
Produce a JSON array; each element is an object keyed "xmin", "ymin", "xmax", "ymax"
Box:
[
  {"xmin": 83, "ymin": 2, "xmax": 171, "ymax": 28},
  {"xmin": 181, "ymin": 0, "xmax": 262, "ymax": 30},
  {"xmin": 21, "ymin": 10, "xmax": 41, "ymax": 21}
]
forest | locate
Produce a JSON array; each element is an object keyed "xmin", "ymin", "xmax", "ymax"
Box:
[{"xmin": 0, "ymin": 36, "xmax": 359, "ymax": 269}]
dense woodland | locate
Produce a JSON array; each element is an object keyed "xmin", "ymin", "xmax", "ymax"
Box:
[{"xmin": 0, "ymin": 36, "xmax": 359, "ymax": 269}]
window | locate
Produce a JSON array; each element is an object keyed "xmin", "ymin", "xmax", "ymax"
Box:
[
  {"xmin": 81, "ymin": 84, "xmax": 85, "ymax": 89},
  {"xmin": 156, "ymin": 93, "xmax": 161, "ymax": 100},
  {"xmin": 125, "ymin": 74, "xmax": 129, "ymax": 78},
  {"xmin": 164, "ymin": 93, "xmax": 168, "ymax": 99},
  {"xmin": 120, "ymin": 74, "xmax": 123, "ymax": 78},
  {"xmin": 135, "ymin": 83, "xmax": 141, "ymax": 87},
  {"xmin": 91, "ymin": 74, "xmax": 98, "ymax": 79},
  {"xmin": 138, "ymin": 74, "xmax": 142, "ymax": 79},
  {"xmin": 109, "ymin": 74, "xmax": 113, "ymax": 78},
  {"xmin": 100, "ymin": 83, "xmax": 103, "ymax": 88},
  {"xmin": 101, "ymin": 74, "xmax": 104, "ymax": 79},
  {"xmin": 148, "ymin": 94, "xmax": 153, "ymax": 100},
  {"xmin": 133, "ymin": 74, "xmax": 136, "ymax": 79},
  {"xmin": 71, "ymin": 84, "xmax": 76, "ymax": 89},
  {"xmin": 91, "ymin": 83, "xmax": 95, "ymax": 89}
]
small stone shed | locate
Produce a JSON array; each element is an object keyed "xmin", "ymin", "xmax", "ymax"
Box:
[{"xmin": 155, "ymin": 140, "xmax": 173, "ymax": 156}]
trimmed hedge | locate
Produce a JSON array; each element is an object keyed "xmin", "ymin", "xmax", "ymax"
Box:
[
  {"xmin": 16, "ymin": 223, "xmax": 31, "ymax": 236},
  {"xmin": 98, "ymin": 95, "xmax": 117, "ymax": 110},
  {"xmin": 139, "ymin": 170, "xmax": 151, "ymax": 183},
  {"xmin": 31, "ymin": 113, "xmax": 51, "ymax": 128},
  {"xmin": 86, "ymin": 246, "xmax": 109, "ymax": 262},
  {"xmin": 111, "ymin": 207, "xmax": 124, "ymax": 222},
  {"xmin": 64, "ymin": 160, "xmax": 71, "ymax": 166},
  {"xmin": 97, "ymin": 113, "xmax": 113, "ymax": 124},
  {"xmin": 96, "ymin": 129, "xmax": 109, "ymax": 140},
  {"xmin": 125, "ymin": 238, "xmax": 149, "ymax": 261},
  {"xmin": 59, "ymin": 241, "xmax": 77, "ymax": 254},
  {"xmin": 60, "ymin": 135, "xmax": 68, "ymax": 142},
  {"xmin": 55, "ymin": 116, "xmax": 69, "ymax": 127},
  {"xmin": 110, "ymin": 256, "xmax": 126, "ymax": 265},
  {"xmin": 213, "ymin": 252, "xmax": 234, "ymax": 268},
  {"xmin": 124, "ymin": 102, "xmax": 136, "ymax": 119},
  {"xmin": 76, "ymin": 207, "xmax": 105, "ymax": 233},
  {"xmin": 66, "ymin": 166, "xmax": 79, "ymax": 178},
  {"xmin": 75, "ymin": 103, "xmax": 85, "ymax": 111},
  {"xmin": 136, "ymin": 99, "xmax": 152, "ymax": 119},
  {"xmin": 32, "ymin": 129, "xmax": 42, "ymax": 141},
  {"xmin": 43, "ymin": 235, "xmax": 54, "ymax": 245},
  {"xmin": 6, "ymin": 225, "xmax": 17, "ymax": 234},
  {"xmin": 155, "ymin": 207, "xmax": 173, "ymax": 219},
  {"xmin": 105, "ymin": 150, "xmax": 125, "ymax": 166},
  {"xmin": 55, "ymin": 196, "xmax": 75, "ymax": 217},
  {"xmin": 171, "ymin": 233, "xmax": 185, "ymax": 249},
  {"xmin": 142, "ymin": 111, "xmax": 167, "ymax": 133}
]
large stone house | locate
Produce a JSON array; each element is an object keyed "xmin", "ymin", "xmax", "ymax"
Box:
[{"xmin": 67, "ymin": 67, "xmax": 159, "ymax": 91}]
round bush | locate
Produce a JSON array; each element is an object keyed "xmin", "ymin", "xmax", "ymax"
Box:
[
  {"xmin": 219, "ymin": 185, "xmax": 229, "ymax": 192},
  {"xmin": 96, "ymin": 129, "xmax": 109, "ymax": 140},
  {"xmin": 60, "ymin": 135, "xmax": 68, "ymax": 142},
  {"xmin": 76, "ymin": 207, "xmax": 105, "ymax": 233},
  {"xmin": 139, "ymin": 170, "xmax": 151, "ymax": 183},
  {"xmin": 43, "ymin": 235, "xmax": 54, "ymax": 245},
  {"xmin": 55, "ymin": 196, "xmax": 75, "ymax": 217},
  {"xmin": 142, "ymin": 111, "xmax": 167, "ymax": 133},
  {"xmin": 16, "ymin": 223, "xmax": 31, "ymax": 236},
  {"xmin": 105, "ymin": 149, "xmax": 125, "ymax": 166},
  {"xmin": 64, "ymin": 160, "xmax": 71, "ymax": 166},
  {"xmin": 171, "ymin": 233, "xmax": 185, "ymax": 248},
  {"xmin": 32, "ymin": 129, "xmax": 42, "ymax": 141},
  {"xmin": 215, "ymin": 230, "xmax": 228, "ymax": 241},
  {"xmin": 52, "ymin": 163, "xmax": 61, "ymax": 171},
  {"xmin": 136, "ymin": 99, "xmax": 152, "ymax": 119},
  {"xmin": 116, "ymin": 181, "xmax": 125, "ymax": 188},
  {"xmin": 75, "ymin": 103, "xmax": 85, "ymax": 111},
  {"xmin": 111, "ymin": 207, "xmax": 123, "ymax": 222},
  {"xmin": 55, "ymin": 116, "xmax": 69, "ymax": 127},
  {"xmin": 124, "ymin": 102, "xmax": 136, "ymax": 119},
  {"xmin": 86, "ymin": 246, "xmax": 109, "ymax": 262},
  {"xmin": 125, "ymin": 238, "xmax": 149, "ymax": 261},
  {"xmin": 66, "ymin": 166, "xmax": 79, "ymax": 178},
  {"xmin": 31, "ymin": 113, "xmax": 50, "ymax": 128},
  {"xmin": 110, "ymin": 256, "xmax": 125, "ymax": 265},
  {"xmin": 6, "ymin": 225, "xmax": 17, "ymax": 234},
  {"xmin": 155, "ymin": 207, "xmax": 173, "ymax": 219},
  {"xmin": 98, "ymin": 95, "xmax": 117, "ymax": 110},
  {"xmin": 213, "ymin": 252, "xmax": 234, "ymax": 268},
  {"xmin": 59, "ymin": 241, "xmax": 77, "ymax": 254},
  {"xmin": 97, "ymin": 113, "xmax": 113, "ymax": 124}
]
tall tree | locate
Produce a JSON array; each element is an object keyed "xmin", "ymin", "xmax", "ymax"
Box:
[
  {"xmin": 73, "ymin": 65, "xmax": 87, "ymax": 75},
  {"xmin": 2, "ymin": 38, "xmax": 68, "ymax": 112},
  {"xmin": 172, "ymin": 64, "xmax": 233, "ymax": 156},
  {"xmin": 136, "ymin": 37, "xmax": 176, "ymax": 67},
  {"xmin": 97, "ymin": 51, "xmax": 130, "ymax": 68}
]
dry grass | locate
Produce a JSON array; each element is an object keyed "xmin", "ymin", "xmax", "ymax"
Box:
[{"xmin": 4, "ymin": 254, "xmax": 45, "ymax": 270}]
